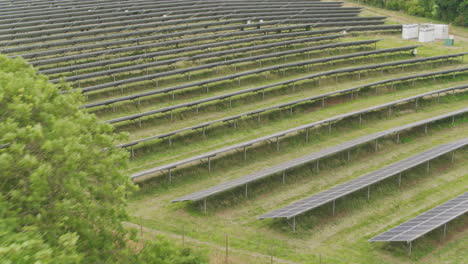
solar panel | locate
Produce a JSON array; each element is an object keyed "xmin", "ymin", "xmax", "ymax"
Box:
[
  {"xmin": 58, "ymin": 38, "xmax": 376, "ymax": 84},
  {"xmin": 259, "ymin": 139, "xmax": 468, "ymax": 220},
  {"xmin": 370, "ymin": 192, "xmax": 468, "ymax": 242},
  {"xmin": 118, "ymin": 71, "xmax": 467, "ymax": 148},
  {"xmin": 169, "ymin": 116, "xmax": 467, "ymax": 201}
]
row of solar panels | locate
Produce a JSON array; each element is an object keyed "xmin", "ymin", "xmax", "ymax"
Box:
[
  {"xmin": 0, "ymin": 0, "xmax": 329, "ymax": 12},
  {"xmin": 117, "ymin": 67, "xmax": 468, "ymax": 149},
  {"xmin": 78, "ymin": 45, "xmax": 418, "ymax": 95},
  {"xmin": 0, "ymin": 10, "xmax": 357, "ymax": 36},
  {"xmin": 28, "ymin": 26, "xmax": 387, "ymax": 66},
  {"xmin": 371, "ymin": 192, "xmax": 467, "ymax": 242},
  {"xmin": 258, "ymin": 138, "xmax": 468, "ymax": 220},
  {"xmin": 50, "ymin": 34, "xmax": 345, "ymax": 79},
  {"xmin": 81, "ymin": 38, "xmax": 382, "ymax": 108},
  {"xmin": 0, "ymin": 1, "xmax": 345, "ymax": 19},
  {"xmin": 93, "ymin": 52, "xmax": 462, "ymax": 124},
  {"xmin": 78, "ymin": 40, "xmax": 396, "ymax": 94},
  {"xmin": 0, "ymin": 7, "xmax": 359, "ymax": 32},
  {"xmin": 2, "ymin": 19, "xmax": 385, "ymax": 54},
  {"xmin": 0, "ymin": 13, "xmax": 379, "ymax": 44},
  {"xmin": 131, "ymin": 88, "xmax": 468, "ymax": 181}
]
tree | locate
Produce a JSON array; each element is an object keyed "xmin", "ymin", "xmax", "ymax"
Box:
[{"xmin": 0, "ymin": 55, "xmax": 206, "ymax": 263}]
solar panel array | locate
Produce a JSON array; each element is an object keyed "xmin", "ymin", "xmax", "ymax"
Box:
[
  {"xmin": 370, "ymin": 192, "xmax": 468, "ymax": 242},
  {"xmin": 2, "ymin": 0, "xmax": 467, "ymax": 257},
  {"xmin": 118, "ymin": 67, "xmax": 468, "ymax": 149},
  {"xmin": 133, "ymin": 90, "xmax": 468, "ymax": 181},
  {"xmin": 260, "ymin": 138, "xmax": 468, "ymax": 219},
  {"xmin": 171, "ymin": 113, "xmax": 468, "ymax": 202}
]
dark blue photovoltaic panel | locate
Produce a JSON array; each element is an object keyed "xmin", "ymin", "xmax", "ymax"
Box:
[{"xmin": 370, "ymin": 192, "xmax": 468, "ymax": 242}]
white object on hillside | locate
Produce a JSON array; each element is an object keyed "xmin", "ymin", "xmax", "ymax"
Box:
[
  {"xmin": 434, "ymin": 24, "xmax": 449, "ymax": 39},
  {"xmin": 419, "ymin": 24, "xmax": 435, "ymax": 43},
  {"xmin": 402, "ymin": 24, "xmax": 419, "ymax": 39}
]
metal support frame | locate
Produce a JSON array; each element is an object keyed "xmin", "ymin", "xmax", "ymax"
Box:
[
  {"xmin": 168, "ymin": 169, "xmax": 172, "ymax": 183},
  {"xmin": 305, "ymin": 128, "xmax": 310, "ymax": 142},
  {"xmin": 276, "ymin": 137, "xmax": 280, "ymax": 151},
  {"xmin": 443, "ymin": 223, "xmax": 447, "ymax": 241},
  {"xmin": 316, "ymin": 159, "xmax": 320, "ymax": 173},
  {"xmin": 451, "ymin": 151, "xmax": 455, "ymax": 163},
  {"xmin": 332, "ymin": 200, "xmax": 336, "ymax": 216},
  {"xmin": 347, "ymin": 150, "xmax": 351, "ymax": 162},
  {"xmin": 292, "ymin": 217, "xmax": 296, "ymax": 232},
  {"xmin": 424, "ymin": 124, "xmax": 428, "ymax": 135},
  {"xmin": 396, "ymin": 133, "xmax": 400, "ymax": 144},
  {"xmin": 245, "ymin": 184, "xmax": 248, "ymax": 198},
  {"xmin": 282, "ymin": 171, "xmax": 286, "ymax": 184},
  {"xmin": 367, "ymin": 185, "xmax": 371, "ymax": 200},
  {"xmin": 374, "ymin": 139, "xmax": 378, "ymax": 152},
  {"xmin": 203, "ymin": 198, "xmax": 207, "ymax": 214},
  {"xmin": 398, "ymin": 172, "xmax": 402, "ymax": 187},
  {"xmin": 243, "ymin": 146, "xmax": 247, "ymax": 161},
  {"xmin": 426, "ymin": 160, "xmax": 430, "ymax": 173},
  {"xmin": 208, "ymin": 157, "xmax": 211, "ymax": 172},
  {"xmin": 408, "ymin": 241, "xmax": 412, "ymax": 256}
]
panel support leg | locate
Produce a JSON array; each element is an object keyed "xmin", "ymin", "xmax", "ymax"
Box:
[
  {"xmin": 243, "ymin": 147, "xmax": 247, "ymax": 161},
  {"xmin": 203, "ymin": 198, "xmax": 207, "ymax": 214},
  {"xmin": 398, "ymin": 172, "xmax": 402, "ymax": 187},
  {"xmin": 208, "ymin": 158, "xmax": 211, "ymax": 172},
  {"xmin": 245, "ymin": 184, "xmax": 248, "ymax": 198},
  {"xmin": 443, "ymin": 224, "xmax": 447, "ymax": 241},
  {"xmin": 282, "ymin": 171, "xmax": 286, "ymax": 184},
  {"xmin": 168, "ymin": 169, "xmax": 172, "ymax": 183},
  {"xmin": 374, "ymin": 139, "xmax": 378, "ymax": 152},
  {"xmin": 408, "ymin": 241, "xmax": 412, "ymax": 256},
  {"xmin": 427, "ymin": 161, "xmax": 430, "ymax": 173},
  {"xmin": 305, "ymin": 128, "xmax": 309, "ymax": 142},
  {"xmin": 316, "ymin": 160, "xmax": 320, "ymax": 173},
  {"xmin": 276, "ymin": 137, "xmax": 280, "ymax": 151},
  {"xmin": 451, "ymin": 152, "xmax": 455, "ymax": 163},
  {"xmin": 332, "ymin": 200, "xmax": 336, "ymax": 216},
  {"xmin": 292, "ymin": 217, "xmax": 296, "ymax": 232},
  {"xmin": 347, "ymin": 150, "xmax": 351, "ymax": 162},
  {"xmin": 367, "ymin": 185, "xmax": 371, "ymax": 201}
]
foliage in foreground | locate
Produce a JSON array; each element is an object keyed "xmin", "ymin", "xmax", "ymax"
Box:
[
  {"xmin": 0, "ymin": 55, "xmax": 207, "ymax": 263},
  {"xmin": 355, "ymin": 0, "xmax": 468, "ymax": 26}
]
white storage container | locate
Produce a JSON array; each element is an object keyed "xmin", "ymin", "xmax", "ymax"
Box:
[
  {"xmin": 419, "ymin": 24, "xmax": 435, "ymax": 43},
  {"xmin": 402, "ymin": 24, "xmax": 419, "ymax": 39},
  {"xmin": 434, "ymin": 24, "xmax": 449, "ymax": 39}
]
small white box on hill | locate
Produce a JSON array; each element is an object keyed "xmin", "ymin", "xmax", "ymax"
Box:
[
  {"xmin": 434, "ymin": 24, "xmax": 449, "ymax": 39},
  {"xmin": 402, "ymin": 24, "xmax": 419, "ymax": 39},
  {"xmin": 419, "ymin": 24, "xmax": 435, "ymax": 42}
]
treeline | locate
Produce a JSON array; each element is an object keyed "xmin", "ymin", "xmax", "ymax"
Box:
[{"xmin": 356, "ymin": 0, "xmax": 468, "ymax": 26}]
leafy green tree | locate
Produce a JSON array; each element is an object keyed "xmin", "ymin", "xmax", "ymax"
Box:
[{"xmin": 0, "ymin": 55, "xmax": 206, "ymax": 263}]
